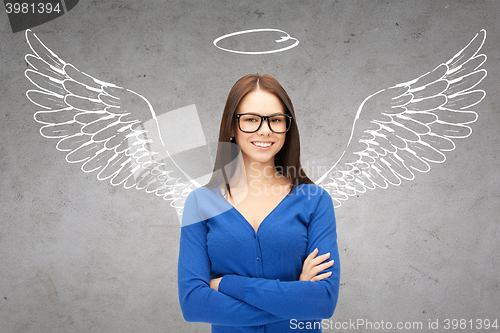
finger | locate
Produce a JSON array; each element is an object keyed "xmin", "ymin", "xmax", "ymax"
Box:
[
  {"xmin": 317, "ymin": 259, "xmax": 334, "ymax": 270},
  {"xmin": 304, "ymin": 252, "xmax": 330, "ymax": 274},
  {"xmin": 309, "ymin": 252, "xmax": 331, "ymax": 266},
  {"xmin": 305, "ymin": 248, "xmax": 318, "ymax": 261},
  {"xmin": 309, "ymin": 260, "xmax": 334, "ymax": 276},
  {"xmin": 311, "ymin": 271, "xmax": 332, "ymax": 282},
  {"xmin": 304, "ymin": 262, "xmax": 333, "ymax": 281},
  {"xmin": 302, "ymin": 248, "xmax": 319, "ymax": 270}
]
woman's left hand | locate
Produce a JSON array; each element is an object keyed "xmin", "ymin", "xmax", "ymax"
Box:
[
  {"xmin": 210, "ymin": 277, "xmax": 222, "ymax": 291},
  {"xmin": 299, "ymin": 248, "xmax": 334, "ymax": 282}
]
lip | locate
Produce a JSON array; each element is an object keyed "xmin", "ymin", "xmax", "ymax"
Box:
[{"xmin": 251, "ymin": 141, "xmax": 274, "ymax": 150}]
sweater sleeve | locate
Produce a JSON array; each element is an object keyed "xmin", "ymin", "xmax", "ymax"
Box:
[
  {"xmin": 177, "ymin": 191, "xmax": 284, "ymax": 326},
  {"xmin": 217, "ymin": 188, "xmax": 341, "ymax": 320}
]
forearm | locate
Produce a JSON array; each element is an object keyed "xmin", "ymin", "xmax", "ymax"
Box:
[
  {"xmin": 217, "ymin": 273, "xmax": 340, "ymax": 320},
  {"xmin": 179, "ymin": 282, "xmax": 285, "ymax": 326}
]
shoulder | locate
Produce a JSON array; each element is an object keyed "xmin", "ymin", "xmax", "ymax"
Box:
[
  {"xmin": 185, "ymin": 185, "xmax": 218, "ymax": 203},
  {"xmin": 293, "ymin": 183, "xmax": 331, "ymax": 200},
  {"xmin": 184, "ymin": 186, "xmax": 223, "ymax": 212},
  {"xmin": 292, "ymin": 183, "xmax": 335, "ymax": 216},
  {"xmin": 182, "ymin": 186, "xmax": 231, "ymax": 227}
]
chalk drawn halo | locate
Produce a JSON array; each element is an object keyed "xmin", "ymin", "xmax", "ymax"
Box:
[{"xmin": 213, "ymin": 28, "xmax": 300, "ymax": 55}]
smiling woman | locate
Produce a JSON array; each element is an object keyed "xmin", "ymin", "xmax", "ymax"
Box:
[
  {"xmin": 231, "ymin": 90, "xmax": 288, "ymax": 168},
  {"xmin": 177, "ymin": 74, "xmax": 341, "ymax": 332}
]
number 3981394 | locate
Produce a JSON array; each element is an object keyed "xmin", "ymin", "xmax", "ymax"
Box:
[{"xmin": 5, "ymin": 2, "xmax": 61, "ymax": 14}]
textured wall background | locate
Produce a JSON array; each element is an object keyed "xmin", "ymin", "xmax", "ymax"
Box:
[{"xmin": 1, "ymin": 0, "xmax": 499, "ymax": 332}]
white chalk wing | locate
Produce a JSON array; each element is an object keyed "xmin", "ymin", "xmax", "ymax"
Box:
[
  {"xmin": 24, "ymin": 29, "xmax": 199, "ymax": 215},
  {"xmin": 316, "ymin": 30, "xmax": 487, "ymax": 207}
]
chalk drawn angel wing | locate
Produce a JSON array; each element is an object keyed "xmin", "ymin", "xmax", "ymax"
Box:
[
  {"xmin": 24, "ymin": 29, "xmax": 200, "ymax": 215},
  {"xmin": 316, "ymin": 29, "xmax": 487, "ymax": 207}
]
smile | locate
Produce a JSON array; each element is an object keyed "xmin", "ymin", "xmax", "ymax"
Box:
[{"xmin": 252, "ymin": 141, "xmax": 274, "ymax": 148}]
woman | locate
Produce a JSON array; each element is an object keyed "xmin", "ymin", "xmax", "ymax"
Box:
[{"xmin": 177, "ymin": 74, "xmax": 340, "ymax": 332}]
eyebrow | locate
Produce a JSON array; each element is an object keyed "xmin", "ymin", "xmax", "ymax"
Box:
[{"xmin": 235, "ymin": 111, "xmax": 286, "ymax": 115}]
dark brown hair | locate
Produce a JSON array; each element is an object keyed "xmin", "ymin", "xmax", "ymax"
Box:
[{"xmin": 204, "ymin": 73, "xmax": 313, "ymax": 197}]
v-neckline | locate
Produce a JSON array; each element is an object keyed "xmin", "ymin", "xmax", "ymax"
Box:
[{"xmin": 217, "ymin": 185, "xmax": 295, "ymax": 234}]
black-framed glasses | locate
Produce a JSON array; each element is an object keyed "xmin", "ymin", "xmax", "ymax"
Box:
[{"xmin": 233, "ymin": 113, "xmax": 292, "ymax": 133}]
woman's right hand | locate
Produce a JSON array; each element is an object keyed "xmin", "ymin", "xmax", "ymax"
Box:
[{"xmin": 299, "ymin": 248, "xmax": 334, "ymax": 282}]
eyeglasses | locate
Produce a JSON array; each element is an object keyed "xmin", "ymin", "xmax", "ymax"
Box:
[{"xmin": 233, "ymin": 113, "xmax": 292, "ymax": 133}]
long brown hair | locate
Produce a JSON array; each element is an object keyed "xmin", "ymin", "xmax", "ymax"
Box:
[{"xmin": 204, "ymin": 73, "xmax": 313, "ymax": 198}]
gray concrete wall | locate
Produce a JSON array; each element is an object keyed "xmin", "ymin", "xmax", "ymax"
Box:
[{"xmin": 1, "ymin": 0, "xmax": 499, "ymax": 332}]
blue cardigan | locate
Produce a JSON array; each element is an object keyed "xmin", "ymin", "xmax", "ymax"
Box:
[{"xmin": 177, "ymin": 183, "xmax": 340, "ymax": 332}]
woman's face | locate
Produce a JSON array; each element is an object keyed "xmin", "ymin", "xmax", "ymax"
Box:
[{"xmin": 231, "ymin": 89, "xmax": 287, "ymax": 166}]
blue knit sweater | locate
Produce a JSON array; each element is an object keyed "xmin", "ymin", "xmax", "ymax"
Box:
[{"xmin": 178, "ymin": 183, "xmax": 340, "ymax": 332}]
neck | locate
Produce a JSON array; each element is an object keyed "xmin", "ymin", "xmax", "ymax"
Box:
[
  {"xmin": 226, "ymin": 154, "xmax": 289, "ymax": 195},
  {"xmin": 242, "ymin": 154, "xmax": 286, "ymax": 185}
]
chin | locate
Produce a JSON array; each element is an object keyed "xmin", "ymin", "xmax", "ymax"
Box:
[
  {"xmin": 244, "ymin": 150, "xmax": 282, "ymax": 166},
  {"xmin": 243, "ymin": 155, "xmax": 275, "ymax": 165}
]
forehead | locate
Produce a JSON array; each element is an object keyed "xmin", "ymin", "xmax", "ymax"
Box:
[{"xmin": 237, "ymin": 90, "xmax": 285, "ymax": 115}]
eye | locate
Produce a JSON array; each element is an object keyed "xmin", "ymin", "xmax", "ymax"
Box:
[
  {"xmin": 270, "ymin": 115, "xmax": 285, "ymax": 123},
  {"xmin": 241, "ymin": 115, "xmax": 260, "ymax": 122}
]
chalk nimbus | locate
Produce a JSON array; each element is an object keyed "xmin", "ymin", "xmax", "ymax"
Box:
[{"xmin": 213, "ymin": 28, "xmax": 299, "ymax": 55}]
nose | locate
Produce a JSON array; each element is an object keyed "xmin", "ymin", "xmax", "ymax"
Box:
[{"xmin": 257, "ymin": 118, "xmax": 272, "ymax": 135}]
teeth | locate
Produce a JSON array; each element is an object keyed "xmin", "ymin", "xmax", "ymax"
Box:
[{"xmin": 253, "ymin": 142, "xmax": 272, "ymax": 147}]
